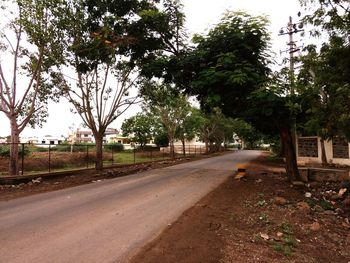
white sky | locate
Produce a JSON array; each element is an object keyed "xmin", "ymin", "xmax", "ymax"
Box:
[{"xmin": 0, "ymin": 0, "xmax": 304, "ymax": 138}]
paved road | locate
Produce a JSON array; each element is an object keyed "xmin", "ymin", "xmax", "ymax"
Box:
[{"xmin": 0, "ymin": 150, "xmax": 261, "ymax": 263}]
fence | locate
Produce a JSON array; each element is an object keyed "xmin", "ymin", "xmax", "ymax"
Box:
[{"xmin": 0, "ymin": 143, "xmax": 207, "ymax": 176}]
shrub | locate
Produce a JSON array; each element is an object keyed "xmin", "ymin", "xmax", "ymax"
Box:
[
  {"xmin": 0, "ymin": 145, "xmax": 29, "ymax": 157},
  {"xmin": 105, "ymin": 143, "xmax": 124, "ymax": 152}
]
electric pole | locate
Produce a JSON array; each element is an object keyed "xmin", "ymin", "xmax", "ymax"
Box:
[{"xmin": 279, "ymin": 16, "xmax": 304, "ymax": 95}]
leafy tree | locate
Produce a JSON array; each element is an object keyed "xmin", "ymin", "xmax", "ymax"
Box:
[
  {"xmin": 175, "ymin": 107, "xmax": 205, "ymax": 156},
  {"xmin": 0, "ymin": 0, "xmax": 63, "ymax": 175},
  {"xmin": 297, "ymin": 0, "xmax": 350, "ymax": 165},
  {"xmin": 297, "ymin": 43, "xmax": 350, "ymax": 165},
  {"xmin": 142, "ymin": 82, "xmax": 191, "ymax": 157},
  {"xmin": 50, "ymin": 0, "xmax": 180, "ymax": 170},
  {"xmin": 300, "ymin": 0, "xmax": 349, "ymax": 40},
  {"xmin": 230, "ymin": 119, "xmax": 262, "ymax": 149},
  {"xmin": 121, "ymin": 113, "xmax": 156, "ymax": 147},
  {"xmin": 183, "ymin": 12, "xmax": 303, "ymax": 181}
]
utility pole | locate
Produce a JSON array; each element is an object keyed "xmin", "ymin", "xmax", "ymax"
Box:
[{"xmin": 279, "ymin": 16, "xmax": 304, "ymax": 95}]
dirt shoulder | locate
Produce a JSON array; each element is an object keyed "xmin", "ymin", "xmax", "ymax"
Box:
[
  {"xmin": 130, "ymin": 154, "xmax": 350, "ymax": 263},
  {"xmin": 0, "ymin": 156, "xmax": 213, "ymax": 201}
]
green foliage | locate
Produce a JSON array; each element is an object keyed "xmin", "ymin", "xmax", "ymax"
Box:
[
  {"xmin": 0, "ymin": 145, "xmax": 29, "ymax": 157},
  {"xmin": 154, "ymin": 131, "xmax": 169, "ymax": 147},
  {"xmin": 184, "ymin": 11, "xmax": 271, "ymax": 117},
  {"xmin": 300, "ymin": 0, "xmax": 349, "ymax": 40},
  {"xmin": 104, "ymin": 143, "xmax": 124, "ymax": 152},
  {"xmin": 121, "ymin": 113, "xmax": 156, "ymax": 146}
]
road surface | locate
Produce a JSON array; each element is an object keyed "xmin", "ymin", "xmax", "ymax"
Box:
[{"xmin": 0, "ymin": 150, "xmax": 261, "ymax": 263}]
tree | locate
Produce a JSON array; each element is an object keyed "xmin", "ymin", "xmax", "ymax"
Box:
[
  {"xmin": 121, "ymin": 113, "xmax": 156, "ymax": 147},
  {"xmin": 51, "ymin": 0, "xmax": 180, "ymax": 170},
  {"xmin": 142, "ymin": 82, "xmax": 191, "ymax": 157},
  {"xmin": 230, "ymin": 119, "xmax": 262, "ymax": 149},
  {"xmin": 183, "ymin": 12, "xmax": 303, "ymax": 181},
  {"xmin": 297, "ymin": 43, "xmax": 350, "ymax": 165},
  {"xmin": 0, "ymin": 0, "xmax": 63, "ymax": 175},
  {"xmin": 175, "ymin": 107, "xmax": 204, "ymax": 156},
  {"xmin": 297, "ymin": 0, "xmax": 350, "ymax": 165}
]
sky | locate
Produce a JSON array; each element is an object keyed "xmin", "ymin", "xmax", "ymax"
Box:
[{"xmin": 0, "ymin": 0, "xmax": 304, "ymax": 138}]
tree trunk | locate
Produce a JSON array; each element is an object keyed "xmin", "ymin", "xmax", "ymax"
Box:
[
  {"xmin": 94, "ymin": 134, "xmax": 104, "ymax": 170},
  {"xmin": 204, "ymin": 140, "xmax": 209, "ymax": 154},
  {"xmin": 280, "ymin": 127, "xmax": 300, "ymax": 182},
  {"xmin": 181, "ymin": 138, "xmax": 186, "ymax": 157},
  {"xmin": 9, "ymin": 119, "xmax": 20, "ymax": 175},
  {"xmin": 169, "ymin": 138, "xmax": 175, "ymax": 159},
  {"xmin": 320, "ymin": 138, "xmax": 328, "ymax": 166}
]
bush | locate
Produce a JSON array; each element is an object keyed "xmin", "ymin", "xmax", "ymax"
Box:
[
  {"xmin": 105, "ymin": 143, "xmax": 124, "ymax": 152},
  {"xmin": 0, "ymin": 144, "xmax": 30, "ymax": 157}
]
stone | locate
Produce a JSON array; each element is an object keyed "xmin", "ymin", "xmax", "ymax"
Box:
[
  {"xmin": 296, "ymin": 201, "xmax": 310, "ymax": 212},
  {"xmin": 338, "ymin": 188, "xmax": 347, "ymax": 197},
  {"xmin": 305, "ymin": 192, "xmax": 312, "ymax": 198},
  {"xmin": 276, "ymin": 232, "xmax": 283, "ymax": 237},
  {"xmin": 274, "ymin": 197, "xmax": 287, "ymax": 206},
  {"xmin": 260, "ymin": 233, "xmax": 269, "ymax": 240},
  {"xmin": 310, "ymin": 222, "xmax": 321, "ymax": 231}
]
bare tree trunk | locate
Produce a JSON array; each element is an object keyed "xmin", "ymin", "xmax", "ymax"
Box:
[
  {"xmin": 320, "ymin": 138, "xmax": 328, "ymax": 166},
  {"xmin": 9, "ymin": 119, "xmax": 20, "ymax": 175},
  {"xmin": 94, "ymin": 134, "xmax": 104, "ymax": 170},
  {"xmin": 280, "ymin": 127, "xmax": 300, "ymax": 182},
  {"xmin": 204, "ymin": 140, "xmax": 209, "ymax": 154},
  {"xmin": 169, "ymin": 138, "xmax": 175, "ymax": 159},
  {"xmin": 181, "ymin": 138, "xmax": 186, "ymax": 157}
]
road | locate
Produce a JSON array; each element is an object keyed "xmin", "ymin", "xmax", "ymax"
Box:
[{"xmin": 0, "ymin": 150, "xmax": 261, "ymax": 263}]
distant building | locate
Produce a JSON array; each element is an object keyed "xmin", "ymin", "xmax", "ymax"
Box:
[
  {"xmin": 39, "ymin": 135, "xmax": 65, "ymax": 146},
  {"xmin": 20, "ymin": 136, "xmax": 39, "ymax": 144},
  {"xmin": 68, "ymin": 127, "xmax": 125, "ymax": 144}
]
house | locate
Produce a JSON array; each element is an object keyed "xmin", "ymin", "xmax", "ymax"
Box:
[
  {"xmin": 20, "ymin": 136, "xmax": 39, "ymax": 144},
  {"xmin": 68, "ymin": 127, "xmax": 128, "ymax": 144},
  {"xmin": 297, "ymin": 136, "xmax": 350, "ymax": 166},
  {"xmin": 39, "ymin": 135, "xmax": 65, "ymax": 146}
]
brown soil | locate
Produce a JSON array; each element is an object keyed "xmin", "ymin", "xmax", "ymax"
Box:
[
  {"xmin": 1, "ymin": 153, "xmax": 349, "ymax": 262},
  {"xmin": 131, "ymin": 154, "xmax": 350, "ymax": 263}
]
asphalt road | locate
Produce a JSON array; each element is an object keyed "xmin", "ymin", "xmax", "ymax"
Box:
[{"xmin": 0, "ymin": 150, "xmax": 261, "ymax": 263}]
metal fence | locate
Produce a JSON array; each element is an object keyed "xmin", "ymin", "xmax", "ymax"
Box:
[{"xmin": 0, "ymin": 143, "xmax": 207, "ymax": 176}]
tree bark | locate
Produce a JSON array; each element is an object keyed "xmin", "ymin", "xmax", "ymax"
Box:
[
  {"xmin": 181, "ymin": 138, "xmax": 186, "ymax": 157},
  {"xmin": 280, "ymin": 126, "xmax": 300, "ymax": 182},
  {"xmin": 169, "ymin": 138, "xmax": 175, "ymax": 159},
  {"xmin": 9, "ymin": 118, "xmax": 20, "ymax": 175},
  {"xmin": 320, "ymin": 138, "xmax": 328, "ymax": 166},
  {"xmin": 94, "ymin": 134, "xmax": 104, "ymax": 170}
]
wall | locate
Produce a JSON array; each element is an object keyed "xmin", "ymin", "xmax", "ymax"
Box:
[{"xmin": 297, "ymin": 136, "xmax": 350, "ymax": 166}]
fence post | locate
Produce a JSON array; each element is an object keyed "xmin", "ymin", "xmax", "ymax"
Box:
[
  {"xmin": 163, "ymin": 148, "xmax": 165, "ymax": 160},
  {"xmin": 21, "ymin": 143, "xmax": 24, "ymax": 175},
  {"xmin": 150, "ymin": 147, "xmax": 153, "ymax": 161},
  {"xmin": 133, "ymin": 147, "xmax": 136, "ymax": 164},
  {"xmin": 86, "ymin": 145, "xmax": 89, "ymax": 168},
  {"xmin": 48, "ymin": 144, "xmax": 51, "ymax": 173}
]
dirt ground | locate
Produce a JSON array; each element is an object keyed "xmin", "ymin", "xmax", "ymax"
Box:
[
  {"xmin": 130, "ymin": 154, "xmax": 350, "ymax": 263},
  {"xmin": 1, "ymin": 152, "xmax": 350, "ymax": 262}
]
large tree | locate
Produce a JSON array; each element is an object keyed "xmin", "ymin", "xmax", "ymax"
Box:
[
  {"xmin": 142, "ymin": 82, "xmax": 191, "ymax": 157},
  {"xmin": 121, "ymin": 112, "xmax": 156, "ymax": 147},
  {"xmin": 52, "ymin": 0, "xmax": 181, "ymax": 170},
  {"xmin": 0, "ymin": 0, "xmax": 63, "ymax": 175},
  {"xmin": 183, "ymin": 12, "xmax": 303, "ymax": 181},
  {"xmin": 296, "ymin": 0, "xmax": 350, "ymax": 165}
]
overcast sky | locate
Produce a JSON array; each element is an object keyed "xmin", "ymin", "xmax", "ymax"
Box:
[{"xmin": 0, "ymin": 0, "xmax": 304, "ymax": 138}]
